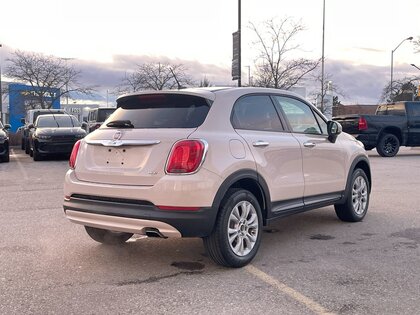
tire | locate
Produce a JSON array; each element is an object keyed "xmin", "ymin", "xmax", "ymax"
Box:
[
  {"xmin": 84, "ymin": 226, "xmax": 133, "ymax": 245},
  {"xmin": 21, "ymin": 138, "xmax": 25, "ymax": 150},
  {"xmin": 203, "ymin": 189, "xmax": 263, "ymax": 268},
  {"xmin": 1, "ymin": 144, "xmax": 10, "ymax": 163},
  {"xmin": 3, "ymin": 151, "xmax": 10, "ymax": 163},
  {"xmin": 335, "ymin": 168, "xmax": 370, "ymax": 222},
  {"xmin": 25, "ymin": 139, "xmax": 30, "ymax": 155},
  {"xmin": 376, "ymin": 133, "xmax": 399, "ymax": 157},
  {"xmin": 32, "ymin": 147, "xmax": 42, "ymax": 161}
]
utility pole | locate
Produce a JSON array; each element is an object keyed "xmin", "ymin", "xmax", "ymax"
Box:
[
  {"xmin": 238, "ymin": 0, "xmax": 241, "ymax": 87},
  {"xmin": 321, "ymin": 0, "xmax": 326, "ymax": 113},
  {"xmin": 0, "ymin": 44, "xmax": 3, "ymax": 121}
]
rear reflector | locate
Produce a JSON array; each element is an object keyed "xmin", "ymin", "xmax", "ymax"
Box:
[
  {"xmin": 166, "ymin": 140, "xmax": 206, "ymax": 174},
  {"xmin": 157, "ymin": 205, "xmax": 200, "ymax": 211},
  {"xmin": 69, "ymin": 140, "xmax": 82, "ymax": 169}
]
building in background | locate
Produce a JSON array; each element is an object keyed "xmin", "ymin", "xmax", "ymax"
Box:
[{"xmin": 7, "ymin": 83, "xmax": 60, "ymax": 132}]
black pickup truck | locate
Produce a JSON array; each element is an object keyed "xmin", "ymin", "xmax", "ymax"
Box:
[{"xmin": 334, "ymin": 101, "xmax": 420, "ymax": 157}]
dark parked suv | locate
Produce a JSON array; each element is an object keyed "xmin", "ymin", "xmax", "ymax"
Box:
[{"xmin": 29, "ymin": 114, "xmax": 86, "ymax": 161}]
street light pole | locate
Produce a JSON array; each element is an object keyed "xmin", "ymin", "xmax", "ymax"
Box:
[
  {"xmin": 0, "ymin": 44, "xmax": 3, "ymax": 121},
  {"xmin": 411, "ymin": 63, "xmax": 420, "ymax": 71},
  {"xmin": 238, "ymin": 0, "xmax": 241, "ymax": 87},
  {"xmin": 321, "ymin": 0, "xmax": 326, "ymax": 113},
  {"xmin": 390, "ymin": 36, "xmax": 413, "ymax": 95}
]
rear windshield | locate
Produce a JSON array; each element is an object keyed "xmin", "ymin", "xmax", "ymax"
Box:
[
  {"xmin": 376, "ymin": 104, "xmax": 406, "ymax": 116},
  {"xmin": 112, "ymin": 94, "xmax": 211, "ymax": 128}
]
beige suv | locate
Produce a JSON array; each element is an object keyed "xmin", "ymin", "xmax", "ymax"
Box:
[{"xmin": 63, "ymin": 87, "xmax": 371, "ymax": 267}]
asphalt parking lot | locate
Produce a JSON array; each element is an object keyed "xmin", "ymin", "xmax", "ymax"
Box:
[{"xmin": 1, "ymin": 147, "xmax": 419, "ymax": 315}]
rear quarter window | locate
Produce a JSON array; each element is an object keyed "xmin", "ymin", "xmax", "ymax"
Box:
[{"xmin": 113, "ymin": 94, "xmax": 211, "ymax": 128}]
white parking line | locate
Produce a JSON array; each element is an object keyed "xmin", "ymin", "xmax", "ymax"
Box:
[
  {"xmin": 12, "ymin": 149, "xmax": 29, "ymax": 180},
  {"xmin": 245, "ymin": 264, "xmax": 335, "ymax": 315}
]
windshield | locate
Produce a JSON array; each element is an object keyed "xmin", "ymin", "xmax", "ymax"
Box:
[
  {"xmin": 112, "ymin": 94, "xmax": 211, "ymax": 128},
  {"xmin": 36, "ymin": 115, "xmax": 81, "ymax": 128},
  {"xmin": 0, "ymin": 121, "xmax": 3, "ymax": 129}
]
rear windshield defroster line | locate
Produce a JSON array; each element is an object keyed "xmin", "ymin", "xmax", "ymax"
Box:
[{"xmin": 113, "ymin": 94, "xmax": 211, "ymax": 129}]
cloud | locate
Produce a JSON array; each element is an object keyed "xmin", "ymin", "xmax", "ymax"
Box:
[
  {"xmin": 324, "ymin": 60, "xmax": 389, "ymax": 104},
  {"xmin": 74, "ymin": 54, "xmax": 232, "ymax": 93},
  {"xmin": 3, "ymin": 46, "xmax": 416, "ymax": 105},
  {"xmin": 354, "ymin": 47, "xmax": 385, "ymax": 53}
]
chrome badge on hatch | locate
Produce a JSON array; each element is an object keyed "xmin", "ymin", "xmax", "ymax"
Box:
[{"xmin": 113, "ymin": 130, "xmax": 123, "ymax": 141}]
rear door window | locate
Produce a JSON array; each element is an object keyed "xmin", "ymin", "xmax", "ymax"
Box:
[
  {"xmin": 113, "ymin": 94, "xmax": 211, "ymax": 128},
  {"xmin": 231, "ymin": 95, "xmax": 284, "ymax": 131}
]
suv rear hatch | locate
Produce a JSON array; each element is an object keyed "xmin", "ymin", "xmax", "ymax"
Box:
[{"xmin": 74, "ymin": 93, "xmax": 212, "ymax": 186}]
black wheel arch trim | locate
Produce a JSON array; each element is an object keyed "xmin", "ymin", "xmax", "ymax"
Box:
[
  {"xmin": 336, "ymin": 155, "xmax": 371, "ymax": 205},
  {"xmin": 211, "ymin": 169, "xmax": 271, "ymax": 224}
]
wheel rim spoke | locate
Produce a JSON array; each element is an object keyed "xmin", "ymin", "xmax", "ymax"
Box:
[
  {"xmin": 352, "ymin": 175, "xmax": 368, "ymax": 215},
  {"xmin": 227, "ymin": 200, "xmax": 259, "ymax": 257}
]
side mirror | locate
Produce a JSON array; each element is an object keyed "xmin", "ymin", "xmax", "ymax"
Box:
[
  {"xmin": 4, "ymin": 124, "xmax": 11, "ymax": 130},
  {"xmin": 81, "ymin": 122, "xmax": 87, "ymax": 129},
  {"xmin": 21, "ymin": 118, "xmax": 25, "ymax": 124},
  {"xmin": 27, "ymin": 123, "xmax": 35, "ymax": 130},
  {"xmin": 327, "ymin": 121, "xmax": 342, "ymax": 143}
]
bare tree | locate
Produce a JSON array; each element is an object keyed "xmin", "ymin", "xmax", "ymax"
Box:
[
  {"xmin": 309, "ymin": 72, "xmax": 346, "ymax": 112},
  {"xmin": 5, "ymin": 50, "xmax": 94, "ymax": 109},
  {"xmin": 249, "ymin": 18, "xmax": 320, "ymax": 90},
  {"xmin": 414, "ymin": 36, "xmax": 420, "ymax": 53},
  {"xmin": 199, "ymin": 76, "xmax": 212, "ymax": 87},
  {"xmin": 381, "ymin": 76, "xmax": 420, "ymax": 102},
  {"xmin": 117, "ymin": 63, "xmax": 194, "ymax": 94}
]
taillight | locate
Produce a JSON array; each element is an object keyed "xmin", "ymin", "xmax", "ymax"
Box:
[
  {"xmin": 358, "ymin": 117, "xmax": 368, "ymax": 131},
  {"xmin": 166, "ymin": 140, "xmax": 206, "ymax": 174},
  {"xmin": 69, "ymin": 140, "xmax": 82, "ymax": 169}
]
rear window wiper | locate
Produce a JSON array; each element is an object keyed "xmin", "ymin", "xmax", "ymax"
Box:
[{"xmin": 106, "ymin": 120, "xmax": 134, "ymax": 128}]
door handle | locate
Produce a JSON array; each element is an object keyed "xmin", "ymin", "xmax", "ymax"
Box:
[
  {"xmin": 303, "ymin": 141, "xmax": 316, "ymax": 148},
  {"xmin": 252, "ymin": 141, "xmax": 269, "ymax": 147}
]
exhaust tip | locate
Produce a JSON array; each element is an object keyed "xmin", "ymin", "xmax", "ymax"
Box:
[{"xmin": 145, "ymin": 228, "xmax": 167, "ymax": 238}]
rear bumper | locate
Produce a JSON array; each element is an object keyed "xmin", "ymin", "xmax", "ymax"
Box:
[
  {"xmin": 63, "ymin": 194, "xmax": 217, "ymax": 238},
  {"xmin": 354, "ymin": 134, "xmax": 377, "ymax": 148}
]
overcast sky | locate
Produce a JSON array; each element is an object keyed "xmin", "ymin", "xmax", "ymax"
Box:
[{"xmin": 1, "ymin": 0, "xmax": 420, "ymax": 104}]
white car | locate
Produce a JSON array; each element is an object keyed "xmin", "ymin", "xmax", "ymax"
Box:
[{"xmin": 63, "ymin": 87, "xmax": 371, "ymax": 267}]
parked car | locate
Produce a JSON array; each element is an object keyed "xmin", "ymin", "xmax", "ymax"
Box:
[
  {"xmin": 333, "ymin": 101, "xmax": 420, "ymax": 157},
  {"xmin": 63, "ymin": 87, "xmax": 371, "ymax": 267},
  {"xmin": 21, "ymin": 109, "xmax": 65, "ymax": 154},
  {"xmin": 0, "ymin": 120, "xmax": 11, "ymax": 163},
  {"xmin": 28, "ymin": 114, "xmax": 86, "ymax": 161},
  {"xmin": 86, "ymin": 108, "xmax": 115, "ymax": 133}
]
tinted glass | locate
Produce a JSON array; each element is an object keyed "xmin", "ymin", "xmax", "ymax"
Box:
[
  {"xmin": 113, "ymin": 94, "xmax": 210, "ymax": 128},
  {"xmin": 37, "ymin": 115, "xmax": 80, "ymax": 128},
  {"xmin": 97, "ymin": 109, "xmax": 115, "ymax": 122},
  {"xmin": 231, "ymin": 95, "xmax": 283, "ymax": 131},
  {"xmin": 274, "ymin": 96, "xmax": 322, "ymax": 134},
  {"xmin": 376, "ymin": 104, "xmax": 406, "ymax": 116}
]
